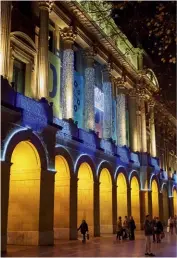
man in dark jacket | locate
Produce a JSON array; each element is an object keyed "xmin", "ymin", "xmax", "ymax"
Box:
[
  {"xmin": 144, "ymin": 215, "xmax": 155, "ymax": 256},
  {"xmin": 151, "ymin": 216, "xmax": 156, "ymax": 242},
  {"xmin": 129, "ymin": 216, "xmax": 136, "ymax": 240},
  {"xmin": 77, "ymin": 220, "xmax": 89, "ymax": 243}
]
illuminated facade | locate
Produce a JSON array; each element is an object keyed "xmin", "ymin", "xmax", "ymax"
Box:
[{"xmin": 1, "ymin": 1, "xmax": 177, "ymax": 252}]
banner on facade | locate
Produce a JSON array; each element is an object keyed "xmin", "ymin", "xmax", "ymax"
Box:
[
  {"xmin": 48, "ymin": 51, "xmax": 61, "ymax": 119},
  {"xmin": 94, "ymin": 87, "xmax": 104, "ymax": 138},
  {"xmin": 73, "ymin": 71, "xmax": 84, "ymax": 128},
  {"xmin": 112, "ymin": 99, "xmax": 117, "ymax": 144}
]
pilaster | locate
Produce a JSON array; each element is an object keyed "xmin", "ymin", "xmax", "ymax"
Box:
[
  {"xmin": 69, "ymin": 176, "xmax": 78, "ymax": 240},
  {"xmin": 84, "ymin": 47, "xmax": 96, "ymax": 131},
  {"xmin": 116, "ymin": 77, "xmax": 127, "ymax": 146},
  {"xmin": 112, "ymin": 184, "xmax": 117, "ymax": 234},
  {"xmin": 102, "ymin": 64, "xmax": 112, "ymax": 139},
  {"xmin": 94, "ymin": 180, "xmax": 100, "ymax": 237},
  {"xmin": 0, "ymin": 1, "xmax": 12, "ymax": 80},
  {"xmin": 128, "ymin": 89, "xmax": 138, "ymax": 151},
  {"xmin": 38, "ymin": 1, "xmax": 52, "ymax": 98},
  {"xmin": 60, "ymin": 26, "xmax": 76, "ymax": 120},
  {"xmin": 149, "ymin": 99, "xmax": 157, "ymax": 157},
  {"xmin": 1, "ymin": 161, "xmax": 12, "ymax": 253}
]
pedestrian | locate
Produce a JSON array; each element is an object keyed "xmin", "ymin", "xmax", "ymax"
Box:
[
  {"xmin": 151, "ymin": 216, "xmax": 156, "ymax": 243},
  {"xmin": 168, "ymin": 216, "xmax": 174, "ymax": 235},
  {"xmin": 123, "ymin": 216, "xmax": 129, "ymax": 239},
  {"xmin": 155, "ymin": 217, "xmax": 163, "ymax": 243},
  {"xmin": 129, "ymin": 216, "xmax": 136, "ymax": 240},
  {"xmin": 116, "ymin": 216, "xmax": 123, "ymax": 240},
  {"xmin": 77, "ymin": 220, "xmax": 89, "ymax": 243},
  {"xmin": 144, "ymin": 214, "xmax": 155, "ymax": 257}
]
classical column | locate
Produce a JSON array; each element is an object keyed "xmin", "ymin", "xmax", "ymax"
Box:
[
  {"xmin": 138, "ymin": 89, "xmax": 147, "ymax": 152},
  {"xmin": 0, "ymin": 1, "xmax": 12, "ymax": 79},
  {"xmin": 116, "ymin": 78, "xmax": 126, "ymax": 146},
  {"xmin": 84, "ymin": 47, "xmax": 95, "ymax": 131},
  {"xmin": 102, "ymin": 64, "xmax": 112, "ymax": 139},
  {"xmin": 60, "ymin": 26, "xmax": 76, "ymax": 120},
  {"xmin": 128, "ymin": 89, "xmax": 138, "ymax": 151},
  {"xmin": 149, "ymin": 100, "xmax": 157, "ymax": 157},
  {"xmin": 112, "ymin": 184, "xmax": 117, "ymax": 234},
  {"xmin": 38, "ymin": 1, "xmax": 51, "ymax": 98}
]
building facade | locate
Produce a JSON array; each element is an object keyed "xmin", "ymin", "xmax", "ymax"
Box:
[{"xmin": 1, "ymin": 1, "xmax": 177, "ymax": 252}]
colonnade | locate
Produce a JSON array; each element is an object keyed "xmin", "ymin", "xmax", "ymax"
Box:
[{"xmin": 0, "ymin": 1, "xmax": 157, "ymax": 156}]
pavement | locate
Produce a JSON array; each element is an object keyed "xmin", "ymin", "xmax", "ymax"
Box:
[{"xmin": 2, "ymin": 231, "xmax": 177, "ymax": 257}]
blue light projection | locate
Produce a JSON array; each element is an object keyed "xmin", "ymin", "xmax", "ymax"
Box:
[{"xmin": 16, "ymin": 93, "xmax": 48, "ymax": 132}]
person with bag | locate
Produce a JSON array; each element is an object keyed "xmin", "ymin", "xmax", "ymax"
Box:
[
  {"xmin": 144, "ymin": 214, "xmax": 155, "ymax": 257},
  {"xmin": 123, "ymin": 216, "xmax": 129, "ymax": 239},
  {"xmin": 116, "ymin": 216, "xmax": 123, "ymax": 240},
  {"xmin": 151, "ymin": 216, "xmax": 156, "ymax": 243},
  {"xmin": 77, "ymin": 220, "xmax": 89, "ymax": 243},
  {"xmin": 129, "ymin": 216, "xmax": 136, "ymax": 240}
]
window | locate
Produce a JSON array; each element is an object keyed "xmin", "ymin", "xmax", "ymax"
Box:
[{"xmin": 12, "ymin": 59, "xmax": 26, "ymax": 94}]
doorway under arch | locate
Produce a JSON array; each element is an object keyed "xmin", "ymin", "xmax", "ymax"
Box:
[
  {"xmin": 144, "ymin": 180, "xmax": 149, "ymax": 216},
  {"xmin": 99, "ymin": 168, "xmax": 112, "ymax": 234},
  {"xmin": 173, "ymin": 189, "xmax": 177, "ymax": 215},
  {"xmin": 151, "ymin": 179, "xmax": 159, "ymax": 218},
  {"xmin": 8, "ymin": 141, "xmax": 41, "ymax": 245},
  {"xmin": 54, "ymin": 155, "xmax": 70, "ymax": 239},
  {"xmin": 77, "ymin": 162, "xmax": 94, "ymax": 235},
  {"xmin": 130, "ymin": 176, "xmax": 140, "ymax": 229},
  {"xmin": 162, "ymin": 185, "xmax": 169, "ymax": 225},
  {"xmin": 117, "ymin": 173, "xmax": 127, "ymax": 218}
]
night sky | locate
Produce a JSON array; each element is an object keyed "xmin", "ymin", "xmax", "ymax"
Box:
[{"xmin": 111, "ymin": 1, "xmax": 176, "ymax": 114}]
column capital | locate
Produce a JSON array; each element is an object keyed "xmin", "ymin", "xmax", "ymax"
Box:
[
  {"xmin": 136, "ymin": 86, "xmax": 148, "ymax": 100},
  {"xmin": 60, "ymin": 26, "xmax": 77, "ymax": 48},
  {"xmin": 115, "ymin": 77, "xmax": 128, "ymax": 95},
  {"xmin": 84, "ymin": 46, "xmax": 97, "ymax": 67},
  {"xmin": 128, "ymin": 88, "xmax": 137, "ymax": 98},
  {"xmin": 149, "ymin": 99, "xmax": 156, "ymax": 108},
  {"xmin": 38, "ymin": 1, "xmax": 53, "ymax": 12},
  {"xmin": 102, "ymin": 63, "xmax": 112, "ymax": 82}
]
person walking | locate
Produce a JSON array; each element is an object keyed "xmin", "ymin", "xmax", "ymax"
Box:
[
  {"xmin": 155, "ymin": 217, "xmax": 163, "ymax": 243},
  {"xmin": 144, "ymin": 214, "xmax": 155, "ymax": 257},
  {"xmin": 129, "ymin": 216, "xmax": 136, "ymax": 240},
  {"xmin": 168, "ymin": 216, "xmax": 174, "ymax": 235},
  {"xmin": 116, "ymin": 216, "xmax": 123, "ymax": 240},
  {"xmin": 151, "ymin": 216, "xmax": 156, "ymax": 243},
  {"xmin": 77, "ymin": 220, "xmax": 89, "ymax": 243}
]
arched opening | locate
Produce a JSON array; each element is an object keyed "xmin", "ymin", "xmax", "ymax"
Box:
[
  {"xmin": 77, "ymin": 162, "xmax": 94, "ymax": 235},
  {"xmin": 117, "ymin": 173, "xmax": 127, "ymax": 218},
  {"xmin": 173, "ymin": 189, "xmax": 177, "ymax": 215},
  {"xmin": 8, "ymin": 141, "xmax": 41, "ymax": 245},
  {"xmin": 151, "ymin": 180, "xmax": 159, "ymax": 218},
  {"xmin": 144, "ymin": 180, "xmax": 149, "ymax": 215},
  {"xmin": 54, "ymin": 155, "xmax": 70, "ymax": 239},
  {"xmin": 130, "ymin": 176, "xmax": 140, "ymax": 229},
  {"xmin": 162, "ymin": 185, "xmax": 169, "ymax": 225},
  {"xmin": 99, "ymin": 168, "xmax": 112, "ymax": 234}
]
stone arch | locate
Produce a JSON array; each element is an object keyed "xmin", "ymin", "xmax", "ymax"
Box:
[
  {"xmin": 161, "ymin": 183, "xmax": 169, "ymax": 224},
  {"xmin": 97, "ymin": 160, "xmax": 114, "ymax": 183},
  {"xmin": 115, "ymin": 166, "xmax": 129, "ymax": 187},
  {"xmin": 98, "ymin": 163, "xmax": 113, "ymax": 234},
  {"xmin": 151, "ymin": 177, "xmax": 160, "ymax": 218},
  {"xmin": 146, "ymin": 68, "xmax": 159, "ymax": 88},
  {"xmin": 54, "ymin": 146, "xmax": 74, "ymax": 240},
  {"xmin": 10, "ymin": 31, "xmax": 36, "ymax": 51},
  {"xmin": 149, "ymin": 174, "xmax": 160, "ymax": 192},
  {"xmin": 55, "ymin": 146, "xmax": 74, "ymax": 176},
  {"xmin": 172, "ymin": 185, "xmax": 177, "ymax": 215},
  {"xmin": 74, "ymin": 154, "xmax": 96, "ymax": 181},
  {"xmin": 3, "ymin": 128, "xmax": 47, "ymax": 170},
  {"xmin": 129, "ymin": 170, "xmax": 141, "ymax": 188},
  {"xmin": 130, "ymin": 174, "xmax": 141, "ymax": 229}
]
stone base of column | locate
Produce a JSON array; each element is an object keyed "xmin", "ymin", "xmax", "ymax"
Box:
[
  {"xmin": 54, "ymin": 228, "xmax": 69, "ymax": 240},
  {"xmin": 94, "ymin": 225, "xmax": 100, "ymax": 237},
  {"xmin": 7, "ymin": 231, "xmax": 54, "ymax": 246},
  {"xmin": 69, "ymin": 228, "xmax": 77, "ymax": 240},
  {"xmin": 1, "ymin": 234, "xmax": 7, "ymax": 253}
]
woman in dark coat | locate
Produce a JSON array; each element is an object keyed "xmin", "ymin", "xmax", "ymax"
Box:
[
  {"xmin": 129, "ymin": 216, "xmax": 136, "ymax": 240},
  {"xmin": 77, "ymin": 220, "xmax": 89, "ymax": 243}
]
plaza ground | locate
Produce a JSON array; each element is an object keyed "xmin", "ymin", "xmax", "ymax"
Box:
[{"xmin": 3, "ymin": 231, "xmax": 177, "ymax": 257}]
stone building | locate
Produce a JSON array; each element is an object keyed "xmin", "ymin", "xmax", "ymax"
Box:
[{"xmin": 1, "ymin": 1, "xmax": 177, "ymax": 253}]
